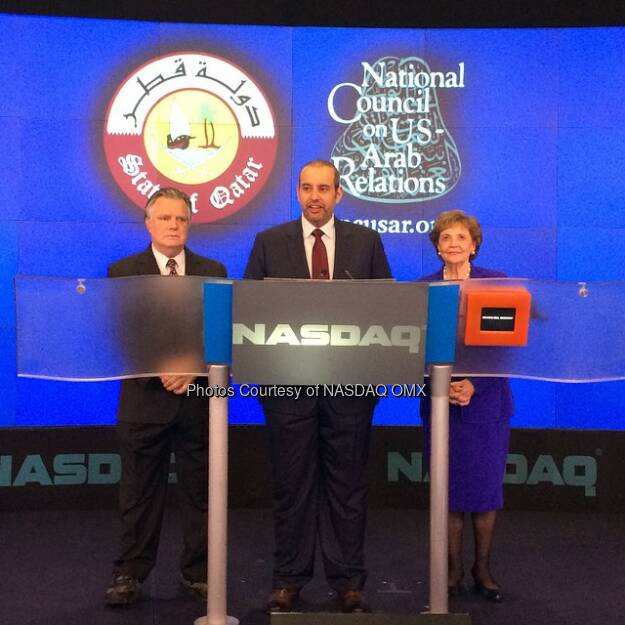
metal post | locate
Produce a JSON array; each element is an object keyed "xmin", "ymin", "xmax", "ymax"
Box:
[
  {"xmin": 194, "ymin": 365, "xmax": 239, "ymax": 625},
  {"xmin": 428, "ymin": 364, "xmax": 452, "ymax": 614}
]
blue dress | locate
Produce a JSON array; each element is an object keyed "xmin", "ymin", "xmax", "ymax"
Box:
[{"xmin": 420, "ymin": 266, "xmax": 513, "ymax": 512}]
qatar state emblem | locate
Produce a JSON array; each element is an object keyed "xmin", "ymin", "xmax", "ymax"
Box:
[{"xmin": 103, "ymin": 52, "xmax": 278, "ymax": 223}]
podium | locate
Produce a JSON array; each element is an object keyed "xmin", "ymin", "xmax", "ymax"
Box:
[{"xmin": 17, "ymin": 275, "xmax": 625, "ymax": 624}]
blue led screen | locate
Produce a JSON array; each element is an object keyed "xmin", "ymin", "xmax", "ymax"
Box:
[{"xmin": 1, "ymin": 14, "xmax": 624, "ymax": 428}]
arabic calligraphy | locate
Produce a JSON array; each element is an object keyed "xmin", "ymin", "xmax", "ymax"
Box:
[{"xmin": 122, "ymin": 57, "xmax": 260, "ymax": 131}]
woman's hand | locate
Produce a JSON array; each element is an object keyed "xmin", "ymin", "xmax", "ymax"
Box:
[{"xmin": 449, "ymin": 378, "xmax": 475, "ymax": 406}]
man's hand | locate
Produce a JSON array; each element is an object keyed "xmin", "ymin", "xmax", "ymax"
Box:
[
  {"xmin": 449, "ymin": 379, "xmax": 475, "ymax": 406},
  {"xmin": 160, "ymin": 375, "xmax": 197, "ymax": 395}
]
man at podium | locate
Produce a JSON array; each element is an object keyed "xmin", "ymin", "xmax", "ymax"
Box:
[
  {"xmin": 104, "ymin": 188, "xmax": 227, "ymax": 606},
  {"xmin": 244, "ymin": 160, "xmax": 392, "ymax": 613}
]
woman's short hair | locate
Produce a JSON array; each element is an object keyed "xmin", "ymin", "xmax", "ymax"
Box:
[{"xmin": 429, "ymin": 209, "xmax": 482, "ymax": 258}]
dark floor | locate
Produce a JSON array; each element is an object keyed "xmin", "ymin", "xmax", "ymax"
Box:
[{"xmin": 2, "ymin": 508, "xmax": 625, "ymax": 625}]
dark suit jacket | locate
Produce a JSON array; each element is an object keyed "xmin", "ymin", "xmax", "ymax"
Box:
[
  {"xmin": 244, "ymin": 217, "xmax": 392, "ymax": 413},
  {"xmin": 108, "ymin": 246, "xmax": 227, "ymax": 424},
  {"xmin": 244, "ymin": 218, "xmax": 391, "ymax": 281}
]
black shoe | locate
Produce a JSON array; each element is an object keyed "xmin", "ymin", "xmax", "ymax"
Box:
[
  {"xmin": 180, "ymin": 575, "xmax": 208, "ymax": 602},
  {"xmin": 105, "ymin": 574, "xmax": 142, "ymax": 606},
  {"xmin": 448, "ymin": 581, "xmax": 467, "ymax": 597},
  {"xmin": 471, "ymin": 570, "xmax": 503, "ymax": 603},
  {"xmin": 448, "ymin": 567, "xmax": 466, "ymax": 598}
]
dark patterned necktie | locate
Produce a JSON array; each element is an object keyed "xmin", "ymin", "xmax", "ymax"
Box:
[
  {"xmin": 166, "ymin": 258, "xmax": 178, "ymax": 276},
  {"xmin": 311, "ymin": 229, "xmax": 329, "ymax": 279}
]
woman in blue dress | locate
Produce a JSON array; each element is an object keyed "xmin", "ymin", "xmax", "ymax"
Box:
[{"xmin": 421, "ymin": 209, "xmax": 513, "ymax": 602}]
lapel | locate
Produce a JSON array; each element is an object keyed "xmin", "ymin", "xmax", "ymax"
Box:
[
  {"xmin": 284, "ymin": 219, "xmax": 310, "ymax": 279},
  {"xmin": 470, "ymin": 265, "xmax": 488, "ymax": 279},
  {"xmin": 185, "ymin": 247, "xmax": 199, "ymax": 276},
  {"xmin": 136, "ymin": 245, "xmax": 199, "ymax": 276},
  {"xmin": 333, "ymin": 218, "xmax": 354, "ymax": 280},
  {"xmin": 432, "ymin": 268, "xmax": 444, "ymax": 280},
  {"xmin": 135, "ymin": 246, "xmax": 160, "ymax": 275}
]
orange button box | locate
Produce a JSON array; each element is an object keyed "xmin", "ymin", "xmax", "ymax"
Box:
[{"xmin": 464, "ymin": 288, "xmax": 531, "ymax": 346}]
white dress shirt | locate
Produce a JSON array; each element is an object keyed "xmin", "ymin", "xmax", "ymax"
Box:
[
  {"xmin": 301, "ymin": 215, "xmax": 335, "ymax": 280},
  {"xmin": 151, "ymin": 245, "xmax": 186, "ymax": 276}
]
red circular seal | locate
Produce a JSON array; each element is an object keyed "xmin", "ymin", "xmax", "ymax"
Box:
[{"xmin": 103, "ymin": 52, "xmax": 278, "ymax": 223}]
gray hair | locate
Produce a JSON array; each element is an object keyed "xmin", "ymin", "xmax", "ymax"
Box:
[{"xmin": 145, "ymin": 187, "xmax": 192, "ymax": 220}]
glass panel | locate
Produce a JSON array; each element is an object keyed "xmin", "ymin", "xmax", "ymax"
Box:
[
  {"xmin": 17, "ymin": 276, "xmax": 625, "ymax": 383},
  {"xmin": 448, "ymin": 278, "xmax": 625, "ymax": 382},
  {"xmin": 16, "ymin": 275, "xmax": 228, "ymax": 380}
]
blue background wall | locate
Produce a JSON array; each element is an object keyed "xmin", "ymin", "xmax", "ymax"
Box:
[{"xmin": 1, "ymin": 14, "xmax": 624, "ymax": 428}]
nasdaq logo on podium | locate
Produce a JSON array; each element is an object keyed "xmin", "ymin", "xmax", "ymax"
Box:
[
  {"xmin": 233, "ymin": 323, "xmax": 421, "ymax": 353},
  {"xmin": 232, "ymin": 280, "xmax": 428, "ymax": 386}
]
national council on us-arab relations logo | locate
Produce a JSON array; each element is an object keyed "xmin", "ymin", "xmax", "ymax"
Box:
[{"xmin": 103, "ymin": 51, "xmax": 278, "ymax": 223}]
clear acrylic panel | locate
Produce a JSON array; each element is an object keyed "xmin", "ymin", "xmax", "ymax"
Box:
[
  {"xmin": 15, "ymin": 275, "xmax": 224, "ymax": 380},
  {"xmin": 450, "ymin": 278, "xmax": 625, "ymax": 382},
  {"xmin": 16, "ymin": 276, "xmax": 625, "ymax": 383}
]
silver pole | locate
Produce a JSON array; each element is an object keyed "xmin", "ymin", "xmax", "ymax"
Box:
[
  {"xmin": 194, "ymin": 365, "xmax": 239, "ymax": 625},
  {"xmin": 428, "ymin": 364, "xmax": 452, "ymax": 614}
]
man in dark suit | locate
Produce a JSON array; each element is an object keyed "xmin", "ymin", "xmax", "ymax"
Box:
[
  {"xmin": 105, "ymin": 187, "xmax": 227, "ymax": 606},
  {"xmin": 244, "ymin": 160, "xmax": 392, "ymax": 613}
]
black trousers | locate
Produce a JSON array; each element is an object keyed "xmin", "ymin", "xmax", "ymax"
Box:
[
  {"xmin": 114, "ymin": 405, "xmax": 208, "ymax": 582},
  {"xmin": 264, "ymin": 397, "xmax": 374, "ymax": 593}
]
